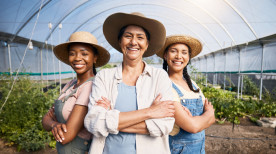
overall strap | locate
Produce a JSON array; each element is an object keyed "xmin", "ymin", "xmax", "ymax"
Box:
[
  {"xmin": 62, "ymin": 79, "xmax": 78, "ymax": 94},
  {"xmin": 63, "ymin": 77, "xmax": 94, "ymax": 102},
  {"xmin": 172, "ymin": 83, "xmax": 184, "ymax": 98},
  {"xmin": 191, "ymin": 82, "xmax": 198, "ymax": 91}
]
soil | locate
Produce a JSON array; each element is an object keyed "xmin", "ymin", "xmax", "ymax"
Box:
[
  {"xmin": 0, "ymin": 118, "xmax": 275, "ymax": 154},
  {"xmin": 205, "ymin": 118, "xmax": 276, "ymax": 154}
]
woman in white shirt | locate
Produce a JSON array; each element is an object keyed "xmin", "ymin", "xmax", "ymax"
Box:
[{"xmin": 84, "ymin": 12, "xmax": 175, "ymax": 154}]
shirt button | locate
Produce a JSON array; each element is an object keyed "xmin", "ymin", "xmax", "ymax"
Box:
[{"xmin": 84, "ymin": 141, "xmax": 88, "ymax": 145}]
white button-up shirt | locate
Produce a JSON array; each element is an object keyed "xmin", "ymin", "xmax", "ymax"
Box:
[{"xmin": 84, "ymin": 62, "xmax": 174, "ymax": 154}]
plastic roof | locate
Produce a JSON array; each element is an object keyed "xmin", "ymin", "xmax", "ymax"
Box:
[{"xmin": 1, "ymin": 0, "xmax": 276, "ymax": 57}]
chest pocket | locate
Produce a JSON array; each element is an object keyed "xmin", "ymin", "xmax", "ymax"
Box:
[
  {"xmin": 173, "ymin": 83, "xmax": 204, "ymax": 116},
  {"xmin": 180, "ymin": 96, "xmax": 203, "ymax": 116}
]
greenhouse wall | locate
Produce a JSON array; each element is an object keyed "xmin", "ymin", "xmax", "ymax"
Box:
[
  {"xmin": 191, "ymin": 34, "xmax": 276, "ymax": 95},
  {"xmin": 0, "ymin": 41, "xmax": 75, "ymax": 80}
]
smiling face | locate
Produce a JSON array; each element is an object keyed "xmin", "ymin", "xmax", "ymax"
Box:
[
  {"xmin": 119, "ymin": 25, "xmax": 149, "ymax": 61},
  {"xmin": 164, "ymin": 43, "xmax": 190, "ymax": 74},
  {"xmin": 68, "ymin": 43, "xmax": 97, "ymax": 76}
]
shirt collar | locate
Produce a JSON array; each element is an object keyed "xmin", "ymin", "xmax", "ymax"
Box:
[{"xmin": 114, "ymin": 61, "xmax": 152, "ymax": 80}]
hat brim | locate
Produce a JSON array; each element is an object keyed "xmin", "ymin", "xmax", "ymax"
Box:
[
  {"xmin": 156, "ymin": 35, "xmax": 202, "ymax": 59},
  {"xmin": 53, "ymin": 41, "xmax": 110, "ymax": 68},
  {"xmin": 103, "ymin": 12, "xmax": 166, "ymax": 57}
]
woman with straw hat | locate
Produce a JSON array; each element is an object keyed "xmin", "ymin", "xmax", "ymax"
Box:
[
  {"xmin": 157, "ymin": 35, "xmax": 215, "ymax": 154},
  {"xmin": 84, "ymin": 12, "xmax": 175, "ymax": 154},
  {"xmin": 42, "ymin": 31, "xmax": 110, "ymax": 154}
]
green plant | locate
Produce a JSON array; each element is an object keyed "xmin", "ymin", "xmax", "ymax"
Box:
[
  {"xmin": 189, "ymin": 65, "xmax": 206, "ymax": 85},
  {"xmin": 242, "ymin": 75, "xmax": 259, "ymax": 97},
  {"xmin": 0, "ymin": 75, "xmax": 59, "ymax": 151},
  {"xmin": 201, "ymin": 85, "xmax": 276, "ymax": 124},
  {"xmin": 100, "ymin": 63, "xmax": 115, "ymax": 69}
]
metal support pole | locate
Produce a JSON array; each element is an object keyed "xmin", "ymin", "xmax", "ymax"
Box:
[
  {"xmin": 213, "ymin": 53, "xmax": 215, "ymax": 86},
  {"xmin": 230, "ymin": 73, "xmax": 232, "ymax": 88},
  {"xmin": 259, "ymin": 43, "xmax": 264, "ymax": 100},
  {"xmin": 241, "ymin": 74, "xmax": 244, "ymax": 98},
  {"xmin": 40, "ymin": 47, "xmax": 43, "ymax": 85},
  {"xmin": 46, "ymin": 41, "xmax": 49, "ymax": 89},
  {"xmin": 7, "ymin": 43, "xmax": 12, "ymax": 76},
  {"xmin": 237, "ymin": 47, "xmax": 241, "ymax": 99},
  {"xmin": 58, "ymin": 24, "xmax": 62, "ymax": 93},
  {"xmin": 224, "ymin": 50, "xmax": 226, "ymax": 91},
  {"xmin": 205, "ymin": 56, "xmax": 207, "ymax": 87},
  {"xmin": 49, "ymin": 22, "xmax": 56, "ymax": 86}
]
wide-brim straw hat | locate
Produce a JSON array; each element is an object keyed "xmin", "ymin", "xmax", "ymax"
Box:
[
  {"xmin": 54, "ymin": 31, "xmax": 110, "ymax": 67},
  {"xmin": 156, "ymin": 35, "xmax": 202, "ymax": 59},
  {"xmin": 103, "ymin": 12, "xmax": 166, "ymax": 57}
]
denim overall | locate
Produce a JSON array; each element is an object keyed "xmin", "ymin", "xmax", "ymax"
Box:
[
  {"xmin": 169, "ymin": 83, "xmax": 205, "ymax": 154},
  {"xmin": 54, "ymin": 78, "xmax": 93, "ymax": 154}
]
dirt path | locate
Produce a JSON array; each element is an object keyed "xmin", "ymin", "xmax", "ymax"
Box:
[
  {"xmin": 205, "ymin": 119, "xmax": 276, "ymax": 154},
  {"xmin": 1, "ymin": 118, "xmax": 275, "ymax": 154}
]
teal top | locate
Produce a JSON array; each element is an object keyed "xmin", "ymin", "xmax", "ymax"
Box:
[{"xmin": 103, "ymin": 82, "xmax": 137, "ymax": 154}]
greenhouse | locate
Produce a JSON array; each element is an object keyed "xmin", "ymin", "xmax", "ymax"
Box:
[{"xmin": 0, "ymin": 0, "xmax": 275, "ymax": 153}]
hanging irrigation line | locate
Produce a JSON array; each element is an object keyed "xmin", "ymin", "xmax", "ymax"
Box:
[
  {"xmin": 206, "ymin": 135, "xmax": 276, "ymax": 141},
  {"xmin": 45, "ymin": 40, "xmax": 49, "ymax": 89},
  {"xmin": 0, "ymin": 0, "xmax": 45, "ymax": 114},
  {"xmin": 58, "ymin": 24, "xmax": 62, "ymax": 93},
  {"xmin": 49, "ymin": 22, "xmax": 56, "ymax": 86}
]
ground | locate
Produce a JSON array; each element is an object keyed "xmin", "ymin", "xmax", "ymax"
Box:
[
  {"xmin": 205, "ymin": 118, "xmax": 276, "ymax": 154},
  {"xmin": 0, "ymin": 118, "xmax": 275, "ymax": 154}
]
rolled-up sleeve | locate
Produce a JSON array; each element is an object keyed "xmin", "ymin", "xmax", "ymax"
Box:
[
  {"xmin": 145, "ymin": 70, "xmax": 175, "ymax": 137},
  {"xmin": 84, "ymin": 70, "xmax": 120, "ymax": 137}
]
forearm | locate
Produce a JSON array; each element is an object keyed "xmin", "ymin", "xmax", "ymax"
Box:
[
  {"xmin": 118, "ymin": 108, "xmax": 151, "ymax": 130},
  {"xmin": 60, "ymin": 105, "xmax": 88, "ymax": 145},
  {"xmin": 187, "ymin": 111, "xmax": 215, "ymax": 133},
  {"xmin": 60, "ymin": 125, "xmax": 84, "ymax": 145},
  {"xmin": 42, "ymin": 112, "xmax": 58, "ymax": 131},
  {"xmin": 175, "ymin": 102, "xmax": 215, "ymax": 133},
  {"xmin": 120, "ymin": 121, "xmax": 149, "ymax": 134}
]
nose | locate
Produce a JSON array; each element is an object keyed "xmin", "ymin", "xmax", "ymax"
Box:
[
  {"xmin": 176, "ymin": 52, "xmax": 181, "ymax": 59},
  {"xmin": 74, "ymin": 53, "xmax": 82, "ymax": 61},
  {"xmin": 130, "ymin": 37, "xmax": 138, "ymax": 46}
]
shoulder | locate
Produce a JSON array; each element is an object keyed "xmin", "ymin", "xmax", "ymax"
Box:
[
  {"xmin": 96, "ymin": 67, "xmax": 117, "ymax": 78},
  {"xmin": 149, "ymin": 66, "xmax": 169, "ymax": 77},
  {"xmin": 75, "ymin": 80, "xmax": 93, "ymax": 98},
  {"xmin": 62, "ymin": 79, "xmax": 76, "ymax": 91},
  {"xmin": 79, "ymin": 80, "xmax": 93, "ymax": 91}
]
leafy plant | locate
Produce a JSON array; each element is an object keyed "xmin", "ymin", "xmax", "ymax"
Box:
[
  {"xmin": 242, "ymin": 75, "xmax": 259, "ymax": 97},
  {"xmin": 201, "ymin": 85, "xmax": 276, "ymax": 124},
  {"xmin": 0, "ymin": 74, "xmax": 59, "ymax": 151}
]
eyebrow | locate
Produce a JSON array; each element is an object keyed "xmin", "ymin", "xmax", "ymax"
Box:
[
  {"xmin": 124, "ymin": 32, "xmax": 146, "ymax": 36},
  {"xmin": 69, "ymin": 48, "xmax": 88, "ymax": 51},
  {"xmin": 170, "ymin": 48, "xmax": 188, "ymax": 51}
]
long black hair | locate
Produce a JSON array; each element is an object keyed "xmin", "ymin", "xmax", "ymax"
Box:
[{"xmin": 162, "ymin": 44, "xmax": 199, "ymax": 93}]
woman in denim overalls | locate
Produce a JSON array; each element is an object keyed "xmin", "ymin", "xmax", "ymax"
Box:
[
  {"xmin": 42, "ymin": 31, "xmax": 110, "ymax": 154},
  {"xmin": 157, "ymin": 35, "xmax": 215, "ymax": 154}
]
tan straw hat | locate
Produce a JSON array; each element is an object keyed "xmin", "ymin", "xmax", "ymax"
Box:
[
  {"xmin": 53, "ymin": 31, "xmax": 110, "ymax": 67},
  {"xmin": 103, "ymin": 12, "xmax": 166, "ymax": 57},
  {"xmin": 156, "ymin": 35, "xmax": 202, "ymax": 59}
]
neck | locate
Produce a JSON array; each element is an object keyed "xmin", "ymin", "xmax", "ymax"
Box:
[
  {"xmin": 168, "ymin": 69, "xmax": 184, "ymax": 83},
  {"xmin": 122, "ymin": 58, "xmax": 144, "ymax": 75},
  {"xmin": 122, "ymin": 59, "xmax": 144, "ymax": 86},
  {"xmin": 76, "ymin": 70, "xmax": 94, "ymax": 87}
]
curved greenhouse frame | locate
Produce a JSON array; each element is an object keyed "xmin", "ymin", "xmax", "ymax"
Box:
[{"xmin": 0, "ymin": 0, "xmax": 276, "ymax": 99}]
